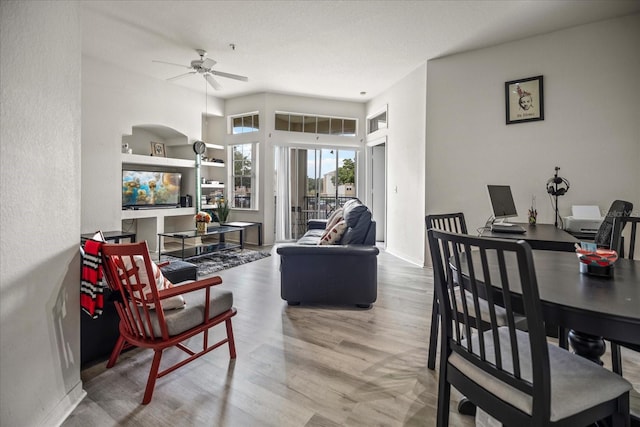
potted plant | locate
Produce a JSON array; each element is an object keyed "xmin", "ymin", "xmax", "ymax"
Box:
[{"xmin": 215, "ymin": 198, "xmax": 230, "ymax": 224}]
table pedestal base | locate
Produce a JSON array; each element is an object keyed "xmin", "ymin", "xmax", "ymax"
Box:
[{"xmin": 568, "ymin": 330, "xmax": 606, "ymax": 365}]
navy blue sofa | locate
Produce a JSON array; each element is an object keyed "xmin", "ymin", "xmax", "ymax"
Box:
[{"xmin": 276, "ymin": 199, "xmax": 379, "ymax": 308}]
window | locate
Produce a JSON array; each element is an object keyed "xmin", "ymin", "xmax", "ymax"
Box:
[
  {"xmin": 230, "ymin": 142, "xmax": 257, "ymax": 209},
  {"xmin": 230, "ymin": 112, "xmax": 259, "ymax": 134},
  {"xmin": 275, "ymin": 112, "xmax": 357, "ymax": 136},
  {"xmin": 367, "ymin": 110, "xmax": 387, "ymax": 134}
]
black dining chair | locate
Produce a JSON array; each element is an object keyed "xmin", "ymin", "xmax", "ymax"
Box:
[
  {"xmin": 594, "ymin": 200, "xmax": 634, "ymax": 251},
  {"xmin": 610, "ymin": 215, "xmax": 639, "ymax": 377},
  {"xmin": 425, "ymin": 213, "xmax": 527, "ymax": 372},
  {"xmin": 425, "ymin": 213, "xmax": 468, "ymax": 371},
  {"xmin": 428, "ymin": 229, "xmax": 632, "ymax": 426}
]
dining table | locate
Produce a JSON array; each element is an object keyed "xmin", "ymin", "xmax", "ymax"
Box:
[{"xmin": 458, "ymin": 249, "xmax": 639, "ymax": 363}]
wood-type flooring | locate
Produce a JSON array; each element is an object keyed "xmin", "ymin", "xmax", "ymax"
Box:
[{"xmin": 63, "ymin": 245, "xmax": 639, "ymax": 427}]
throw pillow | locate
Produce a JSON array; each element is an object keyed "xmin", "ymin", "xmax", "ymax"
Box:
[
  {"xmin": 327, "ymin": 208, "xmax": 344, "ymax": 230},
  {"xmin": 324, "ymin": 208, "xmax": 344, "ymax": 232},
  {"xmin": 118, "ymin": 255, "xmax": 186, "ymax": 310},
  {"xmin": 319, "ymin": 220, "xmax": 347, "ymax": 245}
]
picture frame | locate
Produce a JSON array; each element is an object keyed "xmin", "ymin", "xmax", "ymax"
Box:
[
  {"xmin": 505, "ymin": 75, "xmax": 544, "ymax": 125},
  {"xmin": 150, "ymin": 141, "xmax": 166, "ymax": 157}
]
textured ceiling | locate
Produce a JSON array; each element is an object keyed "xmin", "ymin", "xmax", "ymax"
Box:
[{"xmin": 81, "ymin": 1, "xmax": 640, "ymax": 102}]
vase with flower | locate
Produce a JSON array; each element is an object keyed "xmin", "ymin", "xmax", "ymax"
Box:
[{"xmin": 194, "ymin": 211, "xmax": 211, "ymax": 233}]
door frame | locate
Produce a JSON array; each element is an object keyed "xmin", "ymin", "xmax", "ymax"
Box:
[{"xmin": 367, "ymin": 136, "xmax": 387, "ymax": 244}]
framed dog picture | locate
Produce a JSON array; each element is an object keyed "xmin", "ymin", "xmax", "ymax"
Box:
[
  {"xmin": 150, "ymin": 141, "xmax": 166, "ymax": 157},
  {"xmin": 505, "ymin": 75, "xmax": 544, "ymax": 125}
]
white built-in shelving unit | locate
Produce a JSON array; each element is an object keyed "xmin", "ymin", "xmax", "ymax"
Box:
[{"xmin": 120, "ymin": 125, "xmax": 226, "ymax": 253}]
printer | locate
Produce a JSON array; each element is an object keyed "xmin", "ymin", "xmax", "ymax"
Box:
[{"xmin": 563, "ymin": 205, "xmax": 604, "ymax": 234}]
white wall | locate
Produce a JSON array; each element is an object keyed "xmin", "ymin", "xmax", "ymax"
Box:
[
  {"xmin": 426, "ymin": 15, "xmax": 640, "ymax": 238},
  {"xmin": 366, "ymin": 64, "xmax": 428, "ymax": 265},
  {"xmin": 82, "ymin": 57, "xmax": 224, "ymax": 233},
  {"xmin": 1, "ymin": 2, "xmax": 84, "ymax": 425}
]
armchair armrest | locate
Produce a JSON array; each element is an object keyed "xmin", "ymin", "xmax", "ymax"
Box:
[
  {"xmin": 277, "ymin": 244, "xmax": 379, "ymax": 256},
  {"xmin": 153, "ymin": 275, "xmax": 223, "ymax": 301},
  {"xmin": 307, "ymin": 219, "xmax": 328, "ymax": 230}
]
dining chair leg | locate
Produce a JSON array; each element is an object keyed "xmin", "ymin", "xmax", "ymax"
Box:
[
  {"xmin": 611, "ymin": 342, "xmax": 623, "ymax": 375},
  {"xmin": 427, "ymin": 294, "xmax": 439, "ymax": 370},
  {"xmin": 142, "ymin": 350, "xmax": 163, "ymax": 405},
  {"xmin": 436, "ymin": 368, "xmax": 451, "ymax": 427},
  {"xmin": 106, "ymin": 335, "xmax": 126, "ymax": 368},
  {"xmin": 225, "ymin": 318, "xmax": 237, "ymax": 359},
  {"xmin": 558, "ymin": 326, "xmax": 568, "ymax": 349}
]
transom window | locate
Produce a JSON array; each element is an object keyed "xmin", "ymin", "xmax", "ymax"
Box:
[
  {"xmin": 367, "ymin": 109, "xmax": 387, "ymax": 134},
  {"xmin": 275, "ymin": 112, "xmax": 357, "ymax": 136},
  {"xmin": 230, "ymin": 112, "xmax": 259, "ymax": 134}
]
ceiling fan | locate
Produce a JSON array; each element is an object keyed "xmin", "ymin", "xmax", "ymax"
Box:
[{"xmin": 153, "ymin": 49, "xmax": 248, "ymax": 90}]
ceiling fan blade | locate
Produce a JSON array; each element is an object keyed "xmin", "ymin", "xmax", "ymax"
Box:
[
  {"xmin": 211, "ymin": 70, "xmax": 249, "ymax": 82},
  {"xmin": 204, "ymin": 74, "xmax": 222, "ymax": 90},
  {"xmin": 201, "ymin": 58, "xmax": 217, "ymax": 69},
  {"xmin": 167, "ymin": 71, "xmax": 196, "ymax": 81},
  {"xmin": 152, "ymin": 59, "xmax": 192, "ymax": 69}
]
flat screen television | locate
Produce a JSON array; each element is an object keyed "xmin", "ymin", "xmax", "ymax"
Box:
[
  {"xmin": 122, "ymin": 170, "xmax": 181, "ymax": 208},
  {"xmin": 487, "ymin": 184, "xmax": 518, "ymax": 219}
]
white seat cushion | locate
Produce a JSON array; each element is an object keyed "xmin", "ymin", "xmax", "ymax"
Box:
[{"xmin": 450, "ymin": 327, "xmax": 631, "ymax": 422}]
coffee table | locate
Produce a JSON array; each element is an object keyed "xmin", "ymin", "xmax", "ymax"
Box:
[{"xmin": 158, "ymin": 225, "xmax": 244, "ymax": 261}]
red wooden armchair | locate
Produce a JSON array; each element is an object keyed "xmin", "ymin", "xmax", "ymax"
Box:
[{"xmin": 100, "ymin": 241, "xmax": 237, "ymax": 404}]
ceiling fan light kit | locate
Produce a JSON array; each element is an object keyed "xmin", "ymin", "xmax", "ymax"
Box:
[{"xmin": 153, "ymin": 49, "xmax": 248, "ymax": 90}]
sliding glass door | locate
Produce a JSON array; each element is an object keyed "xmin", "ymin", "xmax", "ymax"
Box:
[{"xmin": 275, "ymin": 146, "xmax": 357, "ymax": 240}]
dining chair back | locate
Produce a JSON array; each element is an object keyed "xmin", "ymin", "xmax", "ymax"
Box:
[
  {"xmin": 610, "ymin": 215, "xmax": 640, "ymax": 378},
  {"xmin": 595, "ymin": 200, "xmax": 633, "ymax": 251},
  {"xmin": 425, "ymin": 213, "xmax": 468, "ymax": 370},
  {"xmin": 101, "ymin": 241, "xmax": 237, "ymax": 404},
  {"xmin": 428, "ymin": 229, "xmax": 631, "ymax": 426}
]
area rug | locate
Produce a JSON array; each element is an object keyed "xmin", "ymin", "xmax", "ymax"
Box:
[{"xmin": 162, "ymin": 248, "xmax": 271, "ymax": 277}]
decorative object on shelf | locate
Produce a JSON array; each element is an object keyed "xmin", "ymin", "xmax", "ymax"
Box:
[
  {"xmin": 528, "ymin": 195, "xmax": 537, "ymax": 225},
  {"xmin": 193, "ymin": 140, "xmax": 206, "ymax": 155},
  {"xmin": 195, "ymin": 211, "xmax": 211, "ymax": 233},
  {"xmin": 150, "ymin": 141, "xmax": 166, "ymax": 157},
  {"xmin": 546, "ymin": 166, "xmax": 570, "ymax": 228},
  {"xmin": 505, "ymin": 75, "xmax": 544, "ymax": 124},
  {"xmin": 215, "ymin": 197, "xmax": 230, "ymax": 223}
]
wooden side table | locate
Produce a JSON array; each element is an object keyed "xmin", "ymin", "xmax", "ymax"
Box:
[
  {"xmin": 222, "ymin": 221, "xmax": 263, "ymax": 246},
  {"xmin": 81, "ymin": 230, "xmax": 136, "ymax": 243}
]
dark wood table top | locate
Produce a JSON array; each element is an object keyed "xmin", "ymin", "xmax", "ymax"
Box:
[
  {"xmin": 459, "ymin": 250, "xmax": 640, "ymax": 345},
  {"xmin": 481, "ymin": 223, "xmax": 579, "ymax": 252}
]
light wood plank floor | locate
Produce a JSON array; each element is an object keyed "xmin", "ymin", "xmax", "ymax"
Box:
[{"xmin": 64, "ymin": 246, "xmax": 639, "ymax": 427}]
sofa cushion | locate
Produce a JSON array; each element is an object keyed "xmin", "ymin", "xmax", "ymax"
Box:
[
  {"xmin": 342, "ymin": 206, "xmax": 372, "ymax": 244},
  {"xmin": 319, "ymin": 220, "xmax": 347, "ymax": 245},
  {"xmin": 297, "ymin": 229, "xmax": 324, "ymax": 245}
]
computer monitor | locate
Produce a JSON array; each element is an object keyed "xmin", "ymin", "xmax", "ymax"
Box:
[{"xmin": 487, "ymin": 185, "xmax": 518, "ymax": 220}]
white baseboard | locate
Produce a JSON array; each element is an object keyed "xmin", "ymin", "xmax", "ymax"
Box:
[{"xmin": 41, "ymin": 381, "xmax": 86, "ymax": 427}]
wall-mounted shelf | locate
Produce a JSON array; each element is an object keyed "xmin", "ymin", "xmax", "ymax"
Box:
[
  {"xmin": 202, "ymin": 183, "xmax": 225, "ymax": 189},
  {"xmin": 202, "ymin": 161, "xmax": 225, "ymax": 168},
  {"xmin": 121, "ymin": 153, "xmax": 194, "ymax": 168},
  {"xmin": 121, "ymin": 207, "xmax": 196, "ymax": 220}
]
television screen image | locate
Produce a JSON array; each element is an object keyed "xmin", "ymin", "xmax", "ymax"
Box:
[{"xmin": 122, "ymin": 170, "xmax": 181, "ymax": 207}]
